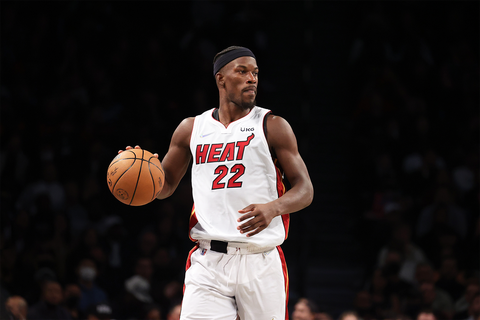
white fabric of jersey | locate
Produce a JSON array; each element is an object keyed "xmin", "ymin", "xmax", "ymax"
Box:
[{"xmin": 189, "ymin": 106, "xmax": 286, "ymax": 249}]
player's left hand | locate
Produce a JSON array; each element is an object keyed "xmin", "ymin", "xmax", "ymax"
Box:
[{"xmin": 237, "ymin": 204, "xmax": 278, "ymax": 237}]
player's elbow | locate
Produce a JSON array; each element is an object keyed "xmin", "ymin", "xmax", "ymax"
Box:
[
  {"xmin": 156, "ymin": 183, "xmax": 175, "ymax": 200},
  {"xmin": 304, "ymin": 182, "xmax": 314, "ymax": 207}
]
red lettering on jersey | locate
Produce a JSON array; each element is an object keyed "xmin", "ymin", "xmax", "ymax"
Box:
[
  {"xmin": 235, "ymin": 133, "xmax": 254, "ymax": 160},
  {"xmin": 195, "ymin": 144, "xmax": 210, "ymax": 164},
  {"xmin": 219, "ymin": 142, "xmax": 235, "ymax": 162},
  {"xmin": 196, "ymin": 134, "xmax": 254, "ymax": 165},
  {"xmin": 207, "ymin": 144, "xmax": 223, "ymax": 163}
]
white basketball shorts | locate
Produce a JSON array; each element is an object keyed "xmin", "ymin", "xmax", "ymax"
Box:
[{"xmin": 180, "ymin": 243, "xmax": 289, "ymax": 320}]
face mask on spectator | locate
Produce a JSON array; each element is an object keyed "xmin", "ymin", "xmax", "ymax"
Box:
[{"xmin": 80, "ymin": 266, "xmax": 96, "ymax": 281}]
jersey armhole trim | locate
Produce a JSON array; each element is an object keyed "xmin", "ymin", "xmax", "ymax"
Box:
[
  {"xmin": 189, "ymin": 117, "xmax": 196, "ymax": 147},
  {"xmin": 263, "ymin": 111, "xmax": 271, "ymax": 140}
]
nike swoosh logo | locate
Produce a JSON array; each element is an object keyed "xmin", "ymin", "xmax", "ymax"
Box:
[{"xmin": 200, "ymin": 132, "xmax": 214, "ymax": 138}]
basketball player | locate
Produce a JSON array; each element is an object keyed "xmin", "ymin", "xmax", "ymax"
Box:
[{"xmin": 122, "ymin": 46, "xmax": 313, "ymax": 319}]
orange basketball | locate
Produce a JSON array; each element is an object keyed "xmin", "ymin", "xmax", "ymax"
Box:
[{"xmin": 107, "ymin": 148, "xmax": 165, "ymax": 206}]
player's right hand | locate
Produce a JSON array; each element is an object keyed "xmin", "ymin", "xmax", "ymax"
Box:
[{"xmin": 118, "ymin": 145, "xmax": 159, "ymax": 158}]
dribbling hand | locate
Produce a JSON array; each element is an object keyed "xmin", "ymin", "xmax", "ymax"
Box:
[{"xmin": 118, "ymin": 145, "xmax": 159, "ymax": 159}]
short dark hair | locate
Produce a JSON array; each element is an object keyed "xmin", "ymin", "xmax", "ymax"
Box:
[{"xmin": 213, "ymin": 46, "xmax": 244, "ymax": 64}]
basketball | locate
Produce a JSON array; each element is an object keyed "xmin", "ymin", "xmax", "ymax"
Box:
[{"xmin": 107, "ymin": 148, "xmax": 165, "ymax": 206}]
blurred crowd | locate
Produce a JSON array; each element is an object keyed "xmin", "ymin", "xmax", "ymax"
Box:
[
  {"xmin": 348, "ymin": 3, "xmax": 479, "ymax": 320},
  {"xmin": 290, "ymin": 2, "xmax": 479, "ymax": 320}
]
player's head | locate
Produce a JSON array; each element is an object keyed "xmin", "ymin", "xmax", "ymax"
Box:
[{"xmin": 213, "ymin": 46, "xmax": 258, "ymax": 110}]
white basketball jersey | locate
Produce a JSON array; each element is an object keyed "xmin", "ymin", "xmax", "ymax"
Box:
[{"xmin": 189, "ymin": 106, "xmax": 289, "ymax": 248}]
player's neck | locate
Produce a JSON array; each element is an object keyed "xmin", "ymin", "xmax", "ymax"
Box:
[{"xmin": 218, "ymin": 104, "xmax": 253, "ymax": 127}]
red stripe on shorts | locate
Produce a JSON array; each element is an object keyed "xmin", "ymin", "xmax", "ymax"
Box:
[
  {"xmin": 277, "ymin": 246, "xmax": 289, "ymax": 320},
  {"xmin": 183, "ymin": 244, "xmax": 199, "ymax": 294}
]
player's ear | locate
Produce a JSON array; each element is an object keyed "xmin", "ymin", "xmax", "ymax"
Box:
[{"xmin": 216, "ymin": 73, "xmax": 225, "ymax": 88}]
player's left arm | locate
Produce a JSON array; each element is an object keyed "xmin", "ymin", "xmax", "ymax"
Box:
[{"xmin": 237, "ymin": 114, "xmax": 314, "ymax": 237}]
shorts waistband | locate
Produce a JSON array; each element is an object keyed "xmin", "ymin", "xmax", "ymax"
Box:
[{"xmin": 198, "ymin": 239, "xmax": 274, "ymax": 255}]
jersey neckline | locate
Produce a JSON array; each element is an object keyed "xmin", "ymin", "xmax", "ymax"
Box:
[{"xmin": 210, "ymin": 106, "xmax": 256, "ymax": 129}]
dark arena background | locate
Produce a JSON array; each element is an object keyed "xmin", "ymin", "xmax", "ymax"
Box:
[{"xmin": 1, "ymin": 1, "xmax": 478, "ymax": 319}]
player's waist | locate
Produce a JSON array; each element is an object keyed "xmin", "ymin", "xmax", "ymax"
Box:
[{"xmin": 198, "ymin": 239, "xmax": 275, "ymax": 255}]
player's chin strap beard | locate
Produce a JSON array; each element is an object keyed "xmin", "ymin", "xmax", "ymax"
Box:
[{"xmin": 231, "ymin": 99, "xmax": 255, "ymax": 110}]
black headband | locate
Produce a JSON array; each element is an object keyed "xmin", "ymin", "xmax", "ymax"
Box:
[{"xmin": 213, "ymin": 47, "xmax": 256, "ymax": 76}]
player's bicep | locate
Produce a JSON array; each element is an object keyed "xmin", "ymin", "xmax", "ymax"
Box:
[{"xmin": 157, "ymin": 118, "xmax": 193, "ymax": 199}]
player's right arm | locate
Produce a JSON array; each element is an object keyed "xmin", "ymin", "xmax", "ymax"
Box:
[
  {"xmin": 121, "ymin": 118, "xmax": 193, "ymax": 199},
  {"xmin": 156, "ymin": 117, "xmax": 194, "ymax": 199}
]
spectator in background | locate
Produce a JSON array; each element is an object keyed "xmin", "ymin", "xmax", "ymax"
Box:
[
  {"xmin": 352, "ymin": 291, "xmax": 375, "ymax": 320},
  {"xmin": 99, "ymin": 216, "xmax": 132, "ymax": 299},
  {"xmin": 27, "ymin": 280, "xmax": 72, "ymax": 320},
  {"xmin": 316, "ymin": 310, "xmax": 333, "ymax": 320},
  {"xmin": 166, "ymin": 302, "xmax": 181, "ymax": 320},
  {"xmin": 5, "ymin": 296, "xmax": 28, "ymax": 320},
  {"xmin": 455, "ymin": 282, "xmax": 480, "ymax": 320},
  {"xmin": 86, "ymin": 303, "xmax": 113, "ymax": 320},
  {"xmin": 416, "ymin": 309, "xmax": 436, "ymax": 320},
  {"xmin": 160, "ymin": 281, "xmax": 183, "ymax": 317},
  {"xmin": 416, "ymin": 187, "xmax": 468, "ymax": 241},
  {"xmin": 75, "ymin": 258, "xmax": 108, "ymax": 313},
  {"xmin": 136, "ymin": 230, "xmax": 158, "ymax": 259},
  {"xmin": 338, "ymin": 311, "xmax": 360, "ymax": 320},
  {"xmin": 417, "ymin": 221, "xmax": 467, "ymax": 273},
  {"xmin": 408, "ymin": 278, "xmax": 454, "ymax": 320},
  {"xmin": 63, "ymin": 283, "xmax": 84, "ymax": 320},
  {"xmin": 377, "ymin": 222, "xmax": 428, "ymax": 284},
  {"xmin": 23, "ymin": 267, "xmax": 58, "ymax": 308},
  {"xmin": 66, "ymin": 226, "xmax": 105, "ymax": 284},
  {"xmin": 380, "ymin": 249, "xmax": 416, "ymax": 308},
  {"xmin": 463, "ymin": 292, "xmax": 480, "ymax": 320},
  {"xmin": 435, "ymin": 256, "xmax": 465, "ymax": 302},
  {"xmin": 15, "ymin": 161, "xmax": 66, "ymax": 217},
  {"xmin": 113, "ymin": 257, "xmax": 155, "ymax": 319},
  {"xmin": 402, "ymin": 148, "xmax": 446, "ymax": 205},
  {"xmin": 125, "ymin": 257, "xmax": 154, "ymax": 304},
  {"xmin": 141, "ymin": 304, "xmax": 162, "ymax": 320},
  {"xmin": 368, "ymin": 268, "xmax": 400, "ymax": 318},
  {"xmin": 292, "ymin": 297, "xmax": 318, "ymax": 320}
]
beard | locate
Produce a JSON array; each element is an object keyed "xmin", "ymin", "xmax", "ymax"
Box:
[
  {"xmin": 240, "ymin": 98, "xmax": 256, "ymax": 110},
  {"xmin": 230, "ymin": 95, "xmax": 256, "ymax": 110}
]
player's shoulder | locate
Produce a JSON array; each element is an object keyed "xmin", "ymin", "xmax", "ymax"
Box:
[
  {"xmin": 265, "ymin": 113, "xmax": 291, "ymax": 131},
  {"xmin": 178, "ymin": 117, "xmax": 195, "ymax": 129},
  {"xmin": 173, "ymin": 117, "xmax": 195, "ymax": 141},
  {"xmin": 265, "ymin": 112, "xmax": 296, "ymax": 149}
]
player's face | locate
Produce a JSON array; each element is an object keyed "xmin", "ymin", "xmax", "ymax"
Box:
[{"xmin": 223, "ymin": 56, "xmax": 258, "ymax": 110}]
